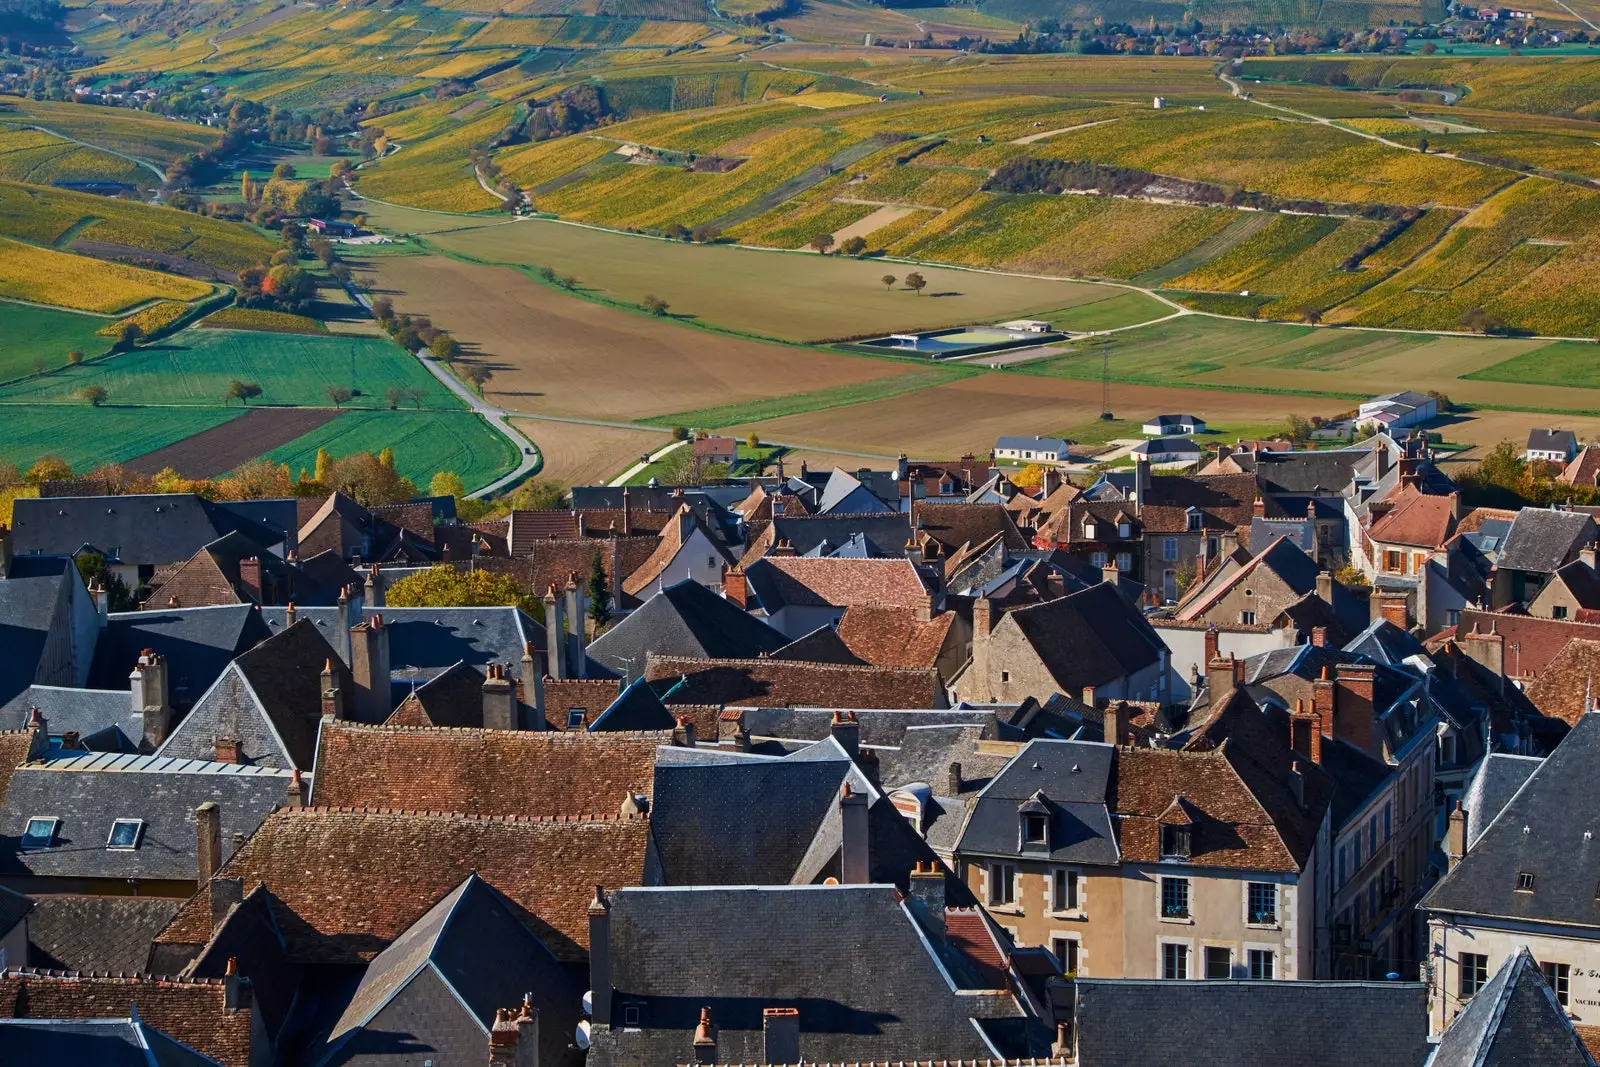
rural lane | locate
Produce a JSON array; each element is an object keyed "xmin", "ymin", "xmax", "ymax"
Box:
[{"xmin": 21, "ymin": 123, "xmax": 167, "ymax": 185}]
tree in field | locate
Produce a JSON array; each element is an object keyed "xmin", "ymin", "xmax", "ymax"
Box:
[
  {"xmin": 115, "ymin": 322, "xmax": 141, "ymax": 351},
  {"xmin": 68, "ymin": 350, "xmax": 83, "ymax": 364},
  {"xmin": 586, "ymin": 549, "xmax": 612, "ymax": 629},
  {"xmin": 642, "ymin": 295, "xmax": 669, "ymax": 317},
  {"xmin": 1300, "ymin": 306, "xmax": 1322, "ymax": 325},
  {"xmin": 1460, "ymin": 307, "xmax": 1505, "ymax": 336},
  {"xmin": 746, "ymin": 432, "xmax": 761, "ymax": 450},
  {"xmin": 559, "ymin": 275, "xmax": 578, "ymax": 290},
  {"xmin": 371, "ymin": 296, "xmax": 394, "ymax": 322},
  {"xmin": 272, "ymin": 162, "xmax": 297, "ymax": 180},
  {"xmin": 881, "ymin": 274, "xmax": 897, "ymax": 291},
  {"xmin": 81, "ymin": 385, "xmax": 108, "ymax": 407},
  {"xmin": 402, "ymin": 386, "xmax": 426, "ymax": 409},
  {"xmin": 809, "ymin": 233, "xmax": 835, "ymax": 254},
  {"xmin": 671, "ymin": 425, "xmax": 689, "ymax": 441},
  {"xmin": 384, "ymin": 386, "xmax": 402, "ymax": 410},
  {"xmin": 905, "ymin": 272, "xmax": 927, "ymax": 296},
  {"xmin": 430, "ymin": 334, "xmax": 461, "ymax": 362},
  {"xmin": 465, "ymin": 364, "xmax": 493, "ymax": 395},
  {"xmin": 326, "ymin": 386, "xmax": 353, "ymax": 409},
  {"xmin": 387, "ymin": 565, "xmax": 541, "ymax": 617},
  {"xmin": 840, "ymin": 235, "xmax": 867, "ymax": 257},
  {"xmin": 24, "ymin": 456, "xmax": 73, "ymax": 486},
  {"xmin": 378, "ymin": 447, "xmax": 396, "ymax": 471},
  {"xmin": 225, "ymin": 380, "xmax": 263, "ymax": 405}
]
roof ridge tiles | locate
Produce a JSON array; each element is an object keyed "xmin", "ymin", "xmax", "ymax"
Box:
[
  {"xmin": 285, "ymin": 805, "xmax": 647, "ymax": 824},
  {"xmin": 649, "ymin": 655, "xmax": 931, "ymax": 675},
  {"xmin": 325, "ymin": 722, "xmax": 672, "ymax": 740},
  {"xmin": 2, "ymin": 967, "xmax": 226, "ymax": 986}
]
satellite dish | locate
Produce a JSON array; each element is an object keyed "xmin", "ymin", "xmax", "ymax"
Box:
[
  {"xmin": 575, "ymin": 1020, "xmax": 592, "ymax": 1050},
  {"xmin": 582, "ymin": 990, "xmax": 593, "ymax": 1016}
]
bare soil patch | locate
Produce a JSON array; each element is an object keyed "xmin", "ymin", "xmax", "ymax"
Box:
[
  {"xmin": 728, "ymin": 373, "xmax": 1324, "ymax": 457},
  {"xmin": 511, "ymin": 419, "xmax": 668, "ymax": 486},
  {"xmin": 125, "ymin": 406, "xmax": 340, "ymax": 478},
  {"xmin": 70, "ymin": 241, "xmax": 235, "ymax": 283},
  {"xmin": 365, "ymin": 255, "xmax": 918, "ymax": 422},
  {"xmin": 831, "ymin": 205, "xmax": 915, "ymax": 245}
]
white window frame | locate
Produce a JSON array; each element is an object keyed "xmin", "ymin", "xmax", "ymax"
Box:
[
  {"xmin": 1091, "ymin": 551, "xmax": 1108, "ymax": 568},
  {"xmin": 1202, "ymin": 944, "xmax": 1233, "ymax": 980},
  {"xmin": 1245, "ymin": 881, "xmax": 1279, "ymax": 928},
  {"xmin": 1247, "ymin": 947, "xmax": 1276, "ymax": 980},
  {"xmin": 21, "ymin": 816, "xmax": 59, "ymax": 850},
  {"xmin": 1159, "ymin": 937, "xmax": 1194, "ymax": 980},
  {"xmin": 106, "ymin": 817, "xmax": 144, "ymax": 851}
]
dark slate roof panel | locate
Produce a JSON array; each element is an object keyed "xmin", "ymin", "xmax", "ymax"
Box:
[
  {"xmin": 25, "ymin": 894, "xmax": 182, "ymax": 973},
  {"xmin": 956, "ymin": 740, "xmax": 1118, "ymax": 864},
  {"xmin": 0, "ymin": 570, "xmax": 70, "ymax": 705},
  {"xmin": 590, "ymin": 678, "xmax": 675, "ymax": 732},
  {"xmin": 1429, "ymin": 949, "xmax": 1594, "ymax": 1067},
  {"xmin": 1496, "ymin": 508, "xmax": 1594, "ymax": 575},
  {"xmin": 587, "ymin": 580, "xmax": 787, "ymax": 676},
  {"xmin": 768, "ymin": 626, "xmax": 868, "ymax": 666},
  {"xmin": 258, "ymin": 606, "xmax": 539, "ymax": 685},
  {"xmin": 0, "ymin": 685, "xmax": 142, "ymax": 741},
  {"xmin": 1463, "ymin": 753, "xmax": 1543, "ymax": 848},
  {"xmin": 0, "ymin": 1019, "xmax": 220, "ymax": 1067},
  {"xmin": 11, "ymin": 494, "xmax": 283, "ymax": 567},
  {"xmin": 89, "ymin": 605, "xmax": 270, "ymax": 706}
]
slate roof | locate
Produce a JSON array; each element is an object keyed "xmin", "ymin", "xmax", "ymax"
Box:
[
  {"xmin": 589, "ymin": 678, "xmax": 676, "ymax": 731},
  {"xmin": 744, "ymin": 557, "xmax": 928, "ymax": 612},
  {"xmin": 587, "ymin": 580, "xmax": 787, "ymax": 677},
  {"xmin": 152, "ymin": 807, "xmax": 653, "ymax": 964},
  {"xmin": 0, "ymin": 563, "xmax": 78, "ymax": 706},
  {"xmin": 1249, "ymin": 448, "xmax": 1366, "ymax": 496},
  {"xmin": 1430, "ymin": 948, "xmax": 1595, "ymax": 1067},
  {"xmin": 383, "ymin": 660, "xmax": 489, "ymax": 728},
  {"xmin": 155, "ymin": 619, "xmax": 351, "ymax": 770},
  {"xmin": 590, "ymin": 884, "xmax": 1031, "ymax": 1067},
  {"xmin": 89, "ymin": 606, "xmax": 271, "ymax": 710},
  {"xmin": 1528, "ymin": 428, "xmax": 1578, "ymax": 455},
  {"xmin": 1425, "ymin": 711, "xmax": 1600, "ymax": 925},
  {"xmin": 1002, "ymin": 583, "xmax": 1166, "ymax": 692},
  {"xmin": 310, "ymin": 722, "xmax": 663, "ymax": 817},
  {"xmin": 816, "ymin": 469, "xmax": 897, "ymax": 515},
  {"xmin": 1130, "ymin": 437, "xmax": 1202, "ymax": 459},
  {"xmin": 645, "ymin": 654, "xmax": 944, "ymax": 709},
  {"xmin": 0, "ymin": 753, "xmax": 293, "ymax": 882},
  {"xmin": 25, "ymin": 895, "xmax": 182, "ymax": 973},
  {"xmin": 744, "ymin": 515, "xmax": 913, "ymax": 566},
  {"xmin": 1496, "ymin": 508, "xmax": 1595, "ymax": 575},
  {"xmin": 0, "ymin": 686, "xmax": 142, "ymax": 751},
  {"xmin": 10, "ymin": 494, "xmax": 287, "ymax": 568},
  {"xmin": 258, "ymin": 605, "xmax": 542, "ymax": 688},
  {"xmin": 956, "ymin": 739, "xmax": 1118, "ymax": 865},
  {"xmin": 996, "ymin": 435, "xmax": 1069, "ymax": 452},
  {"xmin": 313, "ymin": 874, "xmax": 583, "ymax": 1067},
  {"xmin": 769, "ymin": 626, "xmax": 867, "ymax": 665},
  {"xmin": 0, "ymin": 1018, "xmax": 223, "ymax": 1067},
  {"xmin": 1068, "ymin": 978, "xmax": 1428, "ymax": 1067},
  {"xmin": 1462, "ymin": 753, "xmax": 1543, "ymax": 848}
]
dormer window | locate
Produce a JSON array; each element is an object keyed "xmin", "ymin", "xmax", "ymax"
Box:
[
  {"xmin": 1119, "ymin": 521, "xmax": 1131, "ymax": 538},
  {"xmin": 1161, "ymin": 823, "xmax": 1191, "ymax": 861},
  {"xmin": 1187, "ymin": 510, "xmax": 1203, "ymax": 532},
  {"xmin": 1023, "ymin": 813, "xmax": 1048, "ymax": 844},
  {"xmin": 107, "ymin": 818, "xmax": 144, "ymax": 851},
  {"xmin": 21, "ymin": 817, "xmax": 58, "ymax": 850},
  {"xmin": 1083, "ymin": 521, "xmax": 1097, "ymax": 540}
]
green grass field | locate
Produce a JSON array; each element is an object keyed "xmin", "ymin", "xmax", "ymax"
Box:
[
  {"xmin": 0, "ymin": 405, "xmax": 242, "ymax": 471},
  {"xmin": 1042, "ymin": 291, "xmax": 1173, "ymax": 333},
  {"xmin": 0, "ymin": 302, "xmax": 114, "ymax": 380},
  {"xmin": 264, "ymin": 409, "xmax": 517, "ymax": 492},
  {"xmin": 0, "ymin": 327, "xmax": 462, "ymax": 410},
  {"xmin": 1462, "ymin": 341, "xmax": 1600, "ymax": 390},
  {"xmin": 637, "ymin": 365, "xmax": 974, "ymax": 429}
]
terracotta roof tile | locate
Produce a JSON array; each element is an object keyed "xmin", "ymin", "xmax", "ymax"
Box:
[
  {"xmin": 942, "ymin": 908, "xmax": 1009, "ymax": 988},
  {"xmin": 141, "ymin": 549, "xmax": 241, "ymax": 610},
  {"xmin": 1522, "ymin": 639, "xmax": 1600, "ymax": 725},
  {"xmin": 1368, "ymin": 488, "xmax": 1458, "ymax": 549},
  {"xmin": 912, "ymin": 502, "xmax": 1028, "ymax": 554},
  {"xmin": 1138, "ymin": 474, "xmax": 1258, "ymax": 534},
  {"xmin": 153, "ymin": 808, "xmax": 652, "ymax": 964},
  {"xmin": 749, "ymin": 557, "xmax": 929, "ymax": 610},
  {"xmin": 1451, "ymin": 610, "xmax": 1600, "ymax": 679},
  {"xmin": 0, "ymin": 971, "xmax": 253, "ymax": 1067},
  {"xmin": 311, "ymin": 721, "xmax": 664, "ymax": 816},
  {"xmin": 544, "ymin": 678, "xmax": 624, "ymax": 729},
  {"xmin": 837, "ymin": 605, "xmax": 955, "ymax": 670},
  {"xmin": 505, "ymin": 510, "xmax": 580, "ymax": 554},
  {"xmin": 644, "ymin": 654, "xmax": 941, "ymax": 709},
  {"xmin": 1562, "ymin": 447, "xmax": 1600, "ymax": 487}
]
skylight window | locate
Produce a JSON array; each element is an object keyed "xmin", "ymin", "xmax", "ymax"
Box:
[
  {"xmin": 1516, "ymin": 871, "xmax": 1536, "ymax": 892},
  {"xmin": 21, "ymin": 817, "xmax": 58, "ymax": 850},
  {"xmin": 107, "ymin": 818, "xmax": 144, "ymax": 851}
]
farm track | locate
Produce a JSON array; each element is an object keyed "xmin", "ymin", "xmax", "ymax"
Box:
[{"xmin": 18, "ymin": 124, "xmax": 166, "ymax": 185}]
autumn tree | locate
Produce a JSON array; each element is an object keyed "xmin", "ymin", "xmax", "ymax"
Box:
[
  {"xmin": 465, "ymin": 365, "xmax": 493, "ymax": 395},
  {"xmin": 225, "ymin": 380, "xmax": 263, "ymax": 405},
  {"xmin": 809, "ymin": 233, "xmax": 835, "ymax": 254},
  {"xmin": 387, "ymin": 565, "xmax": 541, "ymax": 617},
  {"xmin": 81, "ymin": 385, "xmax": 108, "ymax": 407},
  {"xmin": 326, "ymin": 386, "xmax": 353, "ymax": 409},
  {"xmin": 839, "ymin": 235, "xmax": 867, "ymax": 257},
  {"xmin": 881, "ymin": 274, "xmax": 897, "ymax": 291},
  {"xmin": 642, "ymin": 295, "xmax": 669, "ymax": 316},
  {"xmin": 905, "ymin": 272, "xmax": 927, "ymax": 296}
]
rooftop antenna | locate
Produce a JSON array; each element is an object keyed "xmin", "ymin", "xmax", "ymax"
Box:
[{"xmin": 1099, "ymin": 337, "xmax": 1113, "ymax": 421}]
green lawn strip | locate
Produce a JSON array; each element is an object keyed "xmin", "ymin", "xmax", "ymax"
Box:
[
  {"xmin": 0, "ymin": 327, "xmax": 464, "ymax": 410},
  {"xmin": 0, "ymin": 405, "xmax": 243, "ymax": 471},
  {"xmin": 262, "ymin": 409, "xmax": 518, "ymax": 493},
  {"xmin": 1459, "ymin": 340, "xmax": 1600, "ymax": 388},
  {"xmin": 0, "ymin": 301, "xmax": 115, "ymax": 381},
  {"xmin": 1041, "ymin": 291, "xmax": 1174, "ymax": 333},
  {"xmin": 637, "ymin": 367, "xmax": 974, "ymax": 429}
]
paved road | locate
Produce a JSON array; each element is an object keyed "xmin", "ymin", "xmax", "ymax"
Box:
[{"xmin": 609, "ymin": 438, "xmax": 688, "ymax": 486}]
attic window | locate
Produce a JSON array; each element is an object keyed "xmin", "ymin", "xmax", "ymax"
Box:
[
  {"xmin": 1160, "ymin": 824, "xmax": 1192, "ymax": 861},
  {"xmin": 21, "ymin": 817, "xmax": 58, "ymax": 850},
  {"xmin": 1023, "ymin": 813, "xmax": 1048, "ymax": 844},
  {"xmin": 1516, "ymin": 871, "xmax": 1536, "ymax": 893},
  {"xmin": 107, "ymin": 818, "xmax": 144, "ymax": 851},
  {"xmin": 1084, "ymin": 522, "xmax": 1097, "ymax": 540},
  {"xmin": 1118, "ymin": 522, "xmax": 1131, "ymax": 538},
  {"xmin": 1187, "ymin": 511, "xmax": 1202, "ymax": 532},
  {"xmin": 567, "ymin": 708, "xmax": 586, "ymax": 729},
  {"xmin": 1244, "ymin": 588, "xmax": 1254, "ymax": 598}
]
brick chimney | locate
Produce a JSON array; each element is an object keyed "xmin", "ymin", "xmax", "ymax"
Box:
[
  {"xmin": 489, "ymin": 998, "xmax": 540, "ymax": 1067},
  {"xmin": 320, "ymin": 658, "xmax": 345, "ymax": 720},
  {"xmin": 672, "ymin": 714, "xmax": 697, "ymax": 748},
  {"xmin": 840, "ymin": 783, "xmax": 870, "ymax": 883},
  {"xmin": 1446, "ymin": 800, "xmax": 1468, "ymax": 871},
  {"xmin": 692, "ymin": 1007, "xmax": 716, "ymax": 1064},
  {"xmin": 1252, "ymin": 496, "xmax": 1265, "ymax": 518},
  {"xmin": 287, "ymin": 768, "xmax": 305, "ymax": 808},
  {"xmin": 1206, "ymin": 654, "xmax": 1238, "ymax": 702},
  {"xmin": 829, "ymin": 709, "xmax": 860, "ymax": 760},
  {"xmin": 214, "ymin": 737, "xmax": 241, "ymax": 764},
  {"xmin": 544, "ymin": 585, "xmax": 568, "ymax": 680},
  {"xmin": 210, "ymin": 875, "xmax": 243, "ymax": 931},
  {"xmin": 1312, "ymin": 665, "xmax": 1335, "ymax": 741},
  {"xmin": 1203, "ymin": 626, "xmax": 1219, "ymax": 669},
  {"xmin": 1334, "ymin": 662, "xmax": 1378, "ymax": 758},
  {"xmin": 763, "ymin": 1008, "xmax": 800, "ymax": 1066},
  {"xmin": 718, "ymin": 708, "xmax": 749, "ymax": 750},
  {"xmin": 24, "ymin": 706, "xmax": 47, "ymax": 762},
  {"xmin": 237, "ymin": 557, "xmax": 262, "ymax": 603},
  {"xmin": 482, "ymin": 664, "xmax": 518, "ymax": 730},
  {"xmin": 1311, "ymin": 626, "xmax": 1327, "ymax": 648},
  {"xmin": 1111, "ymin": 702, "xmax": 1133, "ymax": 748},
  {"xmin": 196, "ymin": 801, "xmax": 222, "ymax": 885},
  {"xmin": 132, "ymin": 649, "xmax": 171, "ymax": 750},
  {"xmin": 771, "ymin": 538, "xmax": 797, "ymax": 557},
  {"xmin": 973, "ymin": 597, "xmax": 993, "ymax": 639},
  {"xmin": 723, "ymin": 566, "xmax": 747, "ymax": 608},
  {"xmin": 349, "ymin": 614, "xmax": 391, "ymax": 722},
  {"xmin": 521, "ymin": 642, "xmax": 545, "ymax": 730},
  {"xmin": 907, "ymin": 860, "xmax": 946, "ymax": 943},
  {"xmin": 1374, "ymin": 591, "xmax": 1409, "ymax": 630},
  {"xmin": 1289, "ymin": 700, "xmax": 1322, "ymax": 765},
  {"xmin": 588, "ymin": 887, "xmax": 612, "ymax": 1027}
]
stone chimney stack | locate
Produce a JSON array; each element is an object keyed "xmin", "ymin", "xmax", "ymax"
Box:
[
  {"xmin": 672, "ymin": 714, "xmax": 697, "ymax": 748},
  {"xmin": 522, "ymin": 642, "xmax": 546, "ymax": 730},
  {"xmin": 287, "ymin": 768, "xmax": 305, "ymax": 808},
  {"xmin": 907, "ymin": 860, "xmax": 946, "ymax": 943},
  {"xmin": 490, "ymin": 998, "xmax": 540, "ymax": 1067},
  {"xmin": 1446, "ymin": 800, "xmax": 1468, "ymax": 871},
  {"xmin": 334, "ymin": 585, "xmax": 356, "ymax": 663},
  {"xmin": 840, "ymin": 783, "xmax": 870, "ymax": 884},
  {"xmin": 214, "ymin": 737, "xmax": 241, "ymax": 764},
  {"xmin": 132, "ymin": 650, "xmax": 171, "ymax": 750},
  {"xmin": 482, "ymin": 664, "xmax": 518, "ymax": 730},
  {"xmin": 1334, "ymin": 662, "xmax": 1378, "ymax": 758},
  {"xmin": 588, "ymin": 887, "xmax": 612, "ymax": 1027},
  {"xmin": 692, "ymin": 1007, "xmax": 716, "ymax": 1064},
  {"xmin": 717, "ymin": 708, "xmax": 749, "ymax": 751},
  {"xmin": 1203, "ymin": 626, "xmax": 1219, "ymax": 668},
  {"xmin": 349, "ymin": 614, "xmax": 391, "ymax": 722},
  {"xmin": 365, "ymin": 563, "xmax": 384, "ymax": 608},
  {"xmin": 566, "ymin": 574, "xmax": 588, "ymax": 680},
  {"xmin": 545, "ymin": 586, "xmax": 568, "ymax": 680},
  {"xmin": 947, "ymin": 761, "xmax": 962, "ymax": 796},
  {"xmin": 1206, "ymin": 654, "xmax": 1239, "ymax": 703},
  {"xmin": 196, "ymin": 801, "xmax": 222, "ymax": 885},
  {"xmin": 321, "ymin": 658, "xmax": 345, "ymax": 720},
  {"xmin": 973, "ymin": 596, "xmax": 993, "ymax": 640},
  {"xmin": 829, "ymin": 709, "xmax": 860, "ymax": 760},
  {"xmin": 90, "ymin": 582, "xmax": 110, "ymax": 628},
  {"xmin": 24, "ymin": 706, "xmax": 47, "ymax": 761},
  {"xmin": 763, "ymin": 1008, "xmax": 800, "ymax": 1066}
]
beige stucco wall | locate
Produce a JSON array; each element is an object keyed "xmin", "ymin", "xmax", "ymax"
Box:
[{"xmin": 1426, "ymin": 917, "xmax": 1600, "ymax": 1035}]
